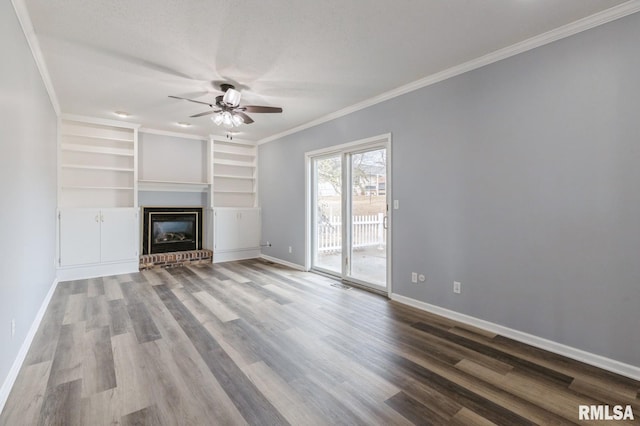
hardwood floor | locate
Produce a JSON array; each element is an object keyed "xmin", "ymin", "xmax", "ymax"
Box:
[{"xmin": 1, "ymin": 260, "xmax": 638, "ymax": 425}]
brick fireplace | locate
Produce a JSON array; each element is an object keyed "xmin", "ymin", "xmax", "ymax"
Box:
[{"xmin": 139, "ymin": 206, "xmax": 211, "ymax": 269}]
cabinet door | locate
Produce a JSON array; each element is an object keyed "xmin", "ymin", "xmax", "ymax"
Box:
[
  {"xmin": 100, "ymin": 208, "xmax": 138, "ymax": 263},
  {"xmin": 214, "ymin": 209, "xmax": 241, "ymax": 251},
  {"xmin": 237, "ymin": 208, "xmax": 261, "ymax": 249},
  {"xmin": 59, "ymin": 209, "xmax": 101, "ymax": 266}
]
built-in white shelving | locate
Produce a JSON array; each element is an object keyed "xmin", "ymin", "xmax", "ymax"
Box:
[
  {"xmin": 57, "ymin": 116, "xmax": 141, "ymax": 280},
  {"xmin": 59, "ymin": 117, "xmax": 139, "ymax": 208},
  {"xmin": 212, "ymin": 139, "xmax": 257, "ymax": 208}
]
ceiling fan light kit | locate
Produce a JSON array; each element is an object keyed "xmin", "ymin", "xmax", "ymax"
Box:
[
  {"xmin": 169, "ymin": 83, "xmax": 282, "ymax": 129},
  {"xmin": 213, "ymin": 110, "xmax": 244, "ymax": 128}
]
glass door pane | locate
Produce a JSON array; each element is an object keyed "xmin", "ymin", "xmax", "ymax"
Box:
[
  {"xmin": 347, "ymin": 148, "xmax": 387, "ymax": 288},
  {"xmin": 313, "ymin": 155, "xmax": 342, "ymax": 275}
]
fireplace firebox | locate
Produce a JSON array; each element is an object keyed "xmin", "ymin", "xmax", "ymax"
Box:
[{"xmin": 142, "ymin": 207, "xmax": 203, "ymax": 255}]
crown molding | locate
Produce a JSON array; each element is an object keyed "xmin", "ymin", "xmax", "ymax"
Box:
[
  {"xmin": 139, "ymin": 127, "xmax": 207, "ymax": 141},
  {"xmin": 12, "ymin": 0, "xmax": 61, "ymax": 116},
  {"xmin": 209, "ymin": 134, "xmax": 257, "ymax": 146},
  {"xmin": 61, "ymin": 113, "xmax": 141, "ymax": 129},
  {"xmin": 258, "ymin": 1, "xmax": 640, "ymax": 146}
]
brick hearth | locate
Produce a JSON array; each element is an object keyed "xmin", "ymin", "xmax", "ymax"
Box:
[{"xmin": 139, "ymin": 249, "xmax": 213, "ymax": 270}]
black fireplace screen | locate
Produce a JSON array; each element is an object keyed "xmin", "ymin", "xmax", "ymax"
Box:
[{"xmin": 142, "ymin": 207, "xmax": 203, "ymax": 255}]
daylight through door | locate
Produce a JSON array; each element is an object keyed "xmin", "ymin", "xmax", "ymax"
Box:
[{"xmin": 310, "ymin": 138, "xmax": 389, "ymax": 292}]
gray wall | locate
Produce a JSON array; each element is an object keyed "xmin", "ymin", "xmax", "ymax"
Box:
[
  {"xmin": 138, "ymin": 132, "xmax": 209, "ymax": 207},
  {"xmin": 0, "ymin": 3, "xmax": 58, "ymax": 389},
  {"xmin": 259, "ymin": 12, "xmax": 640, "ymax": 367}
]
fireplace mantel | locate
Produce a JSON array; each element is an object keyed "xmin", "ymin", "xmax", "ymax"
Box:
[{"xmin": 138, "ymin": 180, "xmax": 209, "ymax": 193}]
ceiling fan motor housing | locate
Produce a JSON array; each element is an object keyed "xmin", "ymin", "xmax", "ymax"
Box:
[{"xmin": 222, "ymin": 88, "xmax": 241, "ymax": 107}]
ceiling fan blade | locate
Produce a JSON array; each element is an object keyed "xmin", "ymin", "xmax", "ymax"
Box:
[
  {"xmin": 235, "ymin": 112, "xmax": 254, "ymax": 124},
  {"xmin": 190, "ymin": 110, "xmax": 218, "ymax": 118},
  {"xmin": 169, "ymin": 95, "xmax": 213, "ymax": 107},
  {"xmin": 242, "ymin": 105, "xmax": 283, "ymax": 113}
]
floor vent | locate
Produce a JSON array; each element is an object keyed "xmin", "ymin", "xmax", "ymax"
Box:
[{"xmin": 330, "ymin": 282, "xmax": 352, "ymax": 290}]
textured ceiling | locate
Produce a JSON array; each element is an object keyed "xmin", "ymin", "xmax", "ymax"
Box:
[{"xmin": 21, "ymin": 0, "xmax": 629, "ymax": 141}]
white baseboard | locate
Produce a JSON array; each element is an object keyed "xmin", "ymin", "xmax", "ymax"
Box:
[
  {"xmin": 390, "ymin": 293, "xmax": 640, "ymax": 381},
  {"xmin": 0, "ymin": 278, "xmax": 59, "ymax": 414},
  {"xmin": 213, "ymin": 249, "xmax": 261, "ymax": 263},
  {"xmin": 57, "ymin": 260, "xmax": 139, "ymax": 281},
  {"xmin": 259, "ymin": 254, "xmax": 307, "ymax": 271}
]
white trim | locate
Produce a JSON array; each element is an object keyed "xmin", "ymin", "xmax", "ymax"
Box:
[
  {"xmin": 390, "ymin": 293, "xmax": 640, "ymax": 381},
  {"xmin": 210, "ymin": 135, "xmax": 257, "ymax": 147},
  {"xmin": 259, "ymin": 254, "xmax": 306, "ymax": 271},
  {"xmin": 11, "ymin": 0, "xmax": 61, "ymax": 116},
  {"xmin": 213, "ymin": 249, "xmax": 261, "ymax": 263},
  {"xmin": 57, "ymin": 260, "xmax": 139, "ymax": 281},
  {"xmin": 304, "ymin": 134, "xmax": 392, "ymax": 158},
  {"xmin": 258, "ymin": 1, "xmax": 640, "ymax": 146},
  {"xmin": 0, "ymin": 278, "xmax": 59, "ymax": 413},
  {"xmin": 139, "ymin": 127, "xmax": 207, "ymax": 141},
  {"xmin": 304, "ymin": 153, "xmax": 312, "ymax": 272},
  {"xmin": 60, "ymin": 114, "xmax": 141, "ymax": 130}
]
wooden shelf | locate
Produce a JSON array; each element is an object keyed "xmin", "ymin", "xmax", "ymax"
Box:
[
  {"xmin": 212, "ymin": 144, "xmax": 255, "ymax": 155},
  {"xmin": 61, "ymin": 132, "xmax": 134, "ymax": 143},
  {"xmin": 213, "ymin": 189, "xmax": 254, "ymax": 194},
  {"xmin": 62, "ymin": 164, "xmax": 134, "ymax": 172},
  {"xmin": 213, "ymin": 174, "xmax": 255, "ymax": 180},
  {"xmin": 212, "ymin": 139, "xmax": 257, "ymax": 208},
  {"xmin": 59, "ymin": 119, "xmax": 138, "ymax": 208},
  {"xmin": 62, "ymin": 186, "xmax": 134, "ymax": 190},
  {"xmin": 138, "ymin": 180, "xmax": 209, "ymax": 193},
  {"xmin": 213, "ymin": 158, "xmax": 256, "ymax": 167},
  {"xmin": 61, "ymin": 143, "xmax": 134, "ymax": 157}
]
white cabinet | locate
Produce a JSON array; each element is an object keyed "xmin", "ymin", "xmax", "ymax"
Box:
[
  {"xmin": 213, "ymin": 208, "xmax": 261, "ymax": 253},
  {"xmin": 59, "ymin": 208, "xmax": 101, "ymax": 266},
  {"xmin": 100, "ymin": 209, "xmax": 138, "ymax": 263},
  {"xmin": 58, "ymin": 208, "xmax": 138, "ymax": 277}
]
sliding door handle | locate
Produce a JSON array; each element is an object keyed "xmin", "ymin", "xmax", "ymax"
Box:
[{"xmin": 383, "ymin": 216, "xmax": 388, "ymax": 229}]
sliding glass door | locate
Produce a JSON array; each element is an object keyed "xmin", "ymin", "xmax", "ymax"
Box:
[
  {"xmin": 313, "ymin": 154, "xmax": 343, "ymax": 275},
  {"xmin": 346, "ymin": 148, "xmax": 387, "ymax": 287},
  {"xmin": 311, "ymin": 138, "xmax": 389, "ymax": 292}
]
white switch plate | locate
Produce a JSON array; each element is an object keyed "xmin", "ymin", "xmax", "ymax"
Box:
[
  {"xmin": 453, "ymin": 281, "xmax": 461, "ymax": 294},
  {"xmin": 288, "ymin": 246, "xmax": 292, "ymax": 253},
  {"xmin": 411, "ymin": 272, "xmax": 417, "ymax": 283},
  {"xmin": 393, "ymin": 200, "xmax": 399, "ymax": 209}
]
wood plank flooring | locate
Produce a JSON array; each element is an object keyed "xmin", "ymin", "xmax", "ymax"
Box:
[{"xmin": 1, "ymin": 260, "xmax": 639, "ymax": 425}]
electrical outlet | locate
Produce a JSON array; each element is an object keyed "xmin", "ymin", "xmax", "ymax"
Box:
[
  {"xmin": 453, "ymin": 281, "xmax": 461, "ymax": 294},
  {"xmin": 394, "ymin": 200, "xmax": 399, "ymax": 210},
  {"xmin": 288, "ymin": 246, "xmax": 292, "ymax": 253},
  {"xmin": 418, "ymin": 274, "xmax": 426, "ymax": 282},
  {"xmin": 11, "ymin": 319, "xmax": 15, "ymax": 338},
  {"xmin": 411, "ymin": 272, "xmax": 418, "ymax": 283}
]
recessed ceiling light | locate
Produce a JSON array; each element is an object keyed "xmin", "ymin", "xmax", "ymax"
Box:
[
  {"xmin": 114, "ymin": 111, "xmax": 130, "ymax": 118},
  {"xmin": 177, "ymin": 122, "xmax": 191, "ymax": 127}
]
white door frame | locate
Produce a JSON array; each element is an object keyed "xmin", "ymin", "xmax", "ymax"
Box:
[{"xmin": 305, "ymin": 133, "xmax": 392, "ymax": 297}]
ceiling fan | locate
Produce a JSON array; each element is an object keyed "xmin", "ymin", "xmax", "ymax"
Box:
[{"xmin": 169, "ymin": 83, "xmax": 283, "ymax": 128}]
